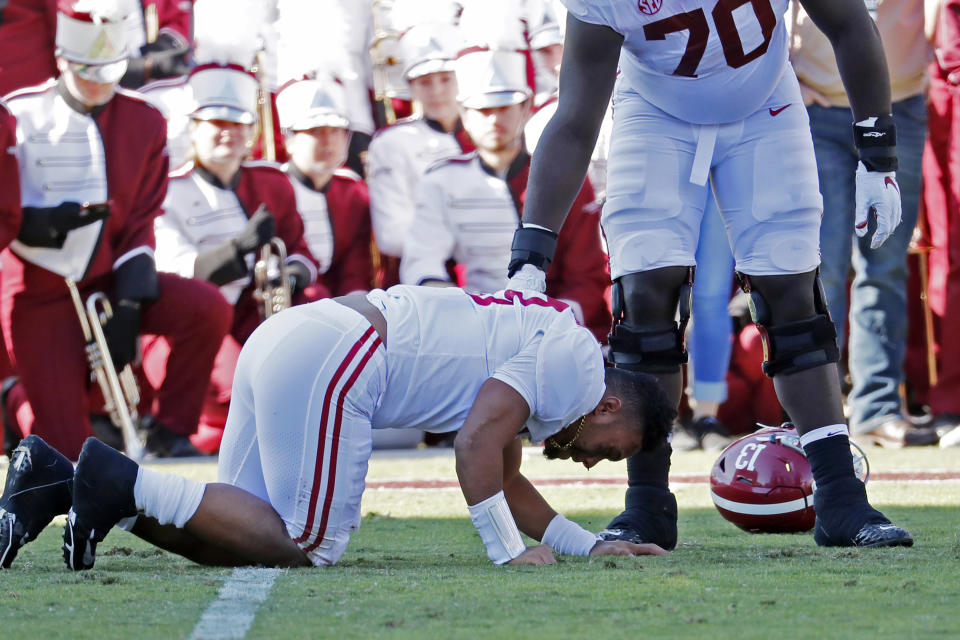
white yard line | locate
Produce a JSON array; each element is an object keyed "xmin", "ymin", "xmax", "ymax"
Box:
[{"xmin": 189, "ymin": 567, "xmax": 280, "ymax": 640}]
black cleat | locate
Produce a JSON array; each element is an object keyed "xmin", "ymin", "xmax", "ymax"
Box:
[
  {"xmin": 63, "ymin": 438, "xmax": 138, "ymax": 571},
  {"xmin": 0, "ymin": 435, "xmax": 74, "ymax": 569},
  {"xmin": 812, "ymin": 483, "xmax": 913, "ymax": 548},
  {"xmin": 852, "ymin": 523, "xmax": 914, "ymax": 548},
  {"xmin": 815, "ymin": 516, "xmax": 914, "ymax": 548},
  {"xmin": 601, "ymin": 486, "xmax": 678, "ymax": 551}
]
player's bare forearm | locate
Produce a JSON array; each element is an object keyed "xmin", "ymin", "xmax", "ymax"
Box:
[
  {"xmin": 455, "ymin": 379, "xmax": 532, "ymax": 506},
  {"xmin": 799, "ymin": 0, "xmax": 892, "ymax": 120},
  {"xmin": 523, "ymin": 15, "xmax": 622, "ymax": 231},
  {"xmin": 502, "ymin": 440, "xmax": 557, "ymax": 541}
]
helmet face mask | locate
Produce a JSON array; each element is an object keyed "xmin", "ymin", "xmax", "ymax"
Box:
[{"xmin": 709, "ymin": 425, "xmax": 869, "ymax": 534}]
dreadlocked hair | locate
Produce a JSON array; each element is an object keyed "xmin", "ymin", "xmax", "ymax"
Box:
[{"xmin": 603, "ymin": 368, "xmax": 676, "ymax": 452}]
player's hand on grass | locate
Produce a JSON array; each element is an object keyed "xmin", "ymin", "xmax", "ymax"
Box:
[
  {"xmin": 508, "ymin": 545, "xmax": 557, "ymax": 565},
  {"xmin": 589, "ymin": 540, "xmax": 669, "ymax": 557}
]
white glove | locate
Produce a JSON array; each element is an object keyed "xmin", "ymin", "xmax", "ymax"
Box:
[
  {"xmin": 855, "ymin": 161, "xmax": 902, "ymax": 249},
  {"xmin": 506, "ymin": 263, "xmax": 547, "ymax": 293}
]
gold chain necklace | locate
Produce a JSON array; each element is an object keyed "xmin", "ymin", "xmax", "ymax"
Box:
[{"xmin": 547, "ymin": 414, "xmax": 587, "ymax": 450}]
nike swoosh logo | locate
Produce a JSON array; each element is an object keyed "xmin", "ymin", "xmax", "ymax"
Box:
[
  {"xmin": 769, "ymin": 105, "xmax": 790, "ymax": 116},
  {"xmin": 82, "ymin": 538, "xmax": 95, "ymax": 568},
  {"xmin": 885, "ymin": 176, "xmax": 900, "ymax": 192}
]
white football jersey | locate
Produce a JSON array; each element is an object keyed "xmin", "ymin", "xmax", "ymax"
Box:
[
  {"xmin": 367, "ymin": 285, "xmax": 605, "ymax": 442},
  {"xmin": 563, "ymin": 0, "xmax": 790, "ymax": 124}
]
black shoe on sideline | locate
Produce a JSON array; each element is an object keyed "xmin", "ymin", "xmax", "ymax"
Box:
[{"xmin": 141, "ymin": 416, "xmax": 201, "ymax": 458}]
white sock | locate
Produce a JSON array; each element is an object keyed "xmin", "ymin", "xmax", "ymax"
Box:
[
  {"xmin": 133, "ymin": 467, "xmax": 207, "ymax": 528},
  {"xmin": 799, "ymin": 424, "xmax": 849, "ymax": 448}
]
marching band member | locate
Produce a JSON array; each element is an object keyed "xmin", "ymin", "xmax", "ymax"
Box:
[
  {"xmin": 277, "ymin": 75, "xmax": 374, "ymax": 298},
  {"xmin": 401, "ymin": 46, "xmax": 611, "ymax": 342},
  {"xmin": 1, "ymin": 0, "xmax": 230, "ymax": 460},
  {"xmin": 365, "ymin": 21, "xmax": 473, "ymax": 287},
  {"xmin": 274, "ymin": 0, "xmax": 376, "ymax": 175},
  {"xmin": 152, "ymin": 57, "xmax": 319, "ymax": 453}
]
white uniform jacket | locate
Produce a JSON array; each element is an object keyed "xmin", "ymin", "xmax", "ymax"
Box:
[{"xmin": 365, "ymin": 115, "xmax": 467, "ymax": 257}]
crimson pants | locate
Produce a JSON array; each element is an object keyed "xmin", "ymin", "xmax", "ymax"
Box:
[
  {"xmin": 921, "ymin": 72, "xmax": 960, "ymax": 414},
  {"xmin": 3, "ymin": 273, "xmax": 231, "ymax": 459}
]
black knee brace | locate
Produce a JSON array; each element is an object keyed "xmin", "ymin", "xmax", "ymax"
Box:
[
  {"xmin": 737, "ymin": 271, "xmax": 840, "ymax": 377},
  {"xmin": 607, "ymin": 269, "xmax": 693, "ymax": 373}
]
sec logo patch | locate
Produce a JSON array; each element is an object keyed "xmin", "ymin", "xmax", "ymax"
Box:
[{"xmin": 637, "ymin": 0, "xmax": 662, "ymax": 15}]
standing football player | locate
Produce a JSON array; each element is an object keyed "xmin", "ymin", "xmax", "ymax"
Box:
[{"xmin": 507, "ymin": 0, "xmax": 912, "ymax": 548}]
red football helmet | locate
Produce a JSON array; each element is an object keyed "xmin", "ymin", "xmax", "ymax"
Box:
[{"xmin": 709, "ymin": 425, "xmax": 869, "ymax": 534}]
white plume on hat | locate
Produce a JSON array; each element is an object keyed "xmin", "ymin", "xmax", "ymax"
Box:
[
  {"xmin": 391, "ymin": 0, "xmax": 461, "ymax": 33},
  {"xmin": 192, "ymin": 0, "xmax": 267, "ymax": 68},
  {"xmin": 68, "ymin": 0, "xmax": 136, "ymax": 22},
  {"xmin": 275, "ymin": 0, "xmax": 356, "ymax": 90},
  {"xmin": 458, "ymin": 0, "xmax": 530, "ymax": 51}
]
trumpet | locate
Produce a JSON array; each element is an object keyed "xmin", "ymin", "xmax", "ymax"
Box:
[
  {"xmin": 253, "ymin": 237, "xmax": 292, "ymax": 319},
  {"xmin": 66, "ymin": 278, "xmax": 145, "ymax": 462}
]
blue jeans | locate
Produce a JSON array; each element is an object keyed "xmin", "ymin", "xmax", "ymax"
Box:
[
  {"xmin": 807, "ymin": 94, "xmax": 927, "ymax": 432},
  {"xmin": 689, "ymin": 191, "xmax": 735, "ymax": 404}
]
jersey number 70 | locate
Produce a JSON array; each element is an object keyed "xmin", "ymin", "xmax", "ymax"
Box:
[{"xmin": 643, "ymin": 0, "xmax": 776, "ymax": 77}]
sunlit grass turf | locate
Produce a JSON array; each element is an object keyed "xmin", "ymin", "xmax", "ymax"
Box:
[{"xmin": 0, "ymin": 448, "xmax": 958, "ymax": 639}]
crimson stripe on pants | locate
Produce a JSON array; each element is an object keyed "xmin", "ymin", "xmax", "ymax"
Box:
[
  {"xmin": 293, "ymin": 325, "xmax": 375, "ymax": 546},
  {"xmin": 303, "ymin": 335, "xmax": 383, "ymax": 553}
]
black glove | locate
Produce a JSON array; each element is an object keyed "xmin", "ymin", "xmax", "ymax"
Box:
[
  {"xmin": 103, "ymin": 301, "xmax": 141, "ymax": 370},
  {"xmin": 232, "ymin": 204, "xmax": 276, "ymax": 257},
  {"xmin": 120, "ymin": 34, "xmax": 192, "ymax": 88},
  {"xmin": 18, "ymin": 202, "xmax": 111, "ymax": 248},
  {"xmin": 194, "ymin": 241, "xmax": 249, "ymax": 285},
  {"xmin": 286, "ymin": 260, "xmax": 313, "ymax": 294}
]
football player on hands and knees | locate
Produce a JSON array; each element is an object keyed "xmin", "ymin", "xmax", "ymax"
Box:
[
  {"xmin": 1, "ymin": 286, "xmax": 671, "ymax": 569},
  {"xmin": 507, "ymin": 0, "xmax": 912, "ymax": 548}
]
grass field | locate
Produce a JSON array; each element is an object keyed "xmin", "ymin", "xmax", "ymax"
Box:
[{"xmin": 1, "ymin": 446, "xmax": 958, "ymax": 639}]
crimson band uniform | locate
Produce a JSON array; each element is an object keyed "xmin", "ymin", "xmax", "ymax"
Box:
[
  {"xmin": 2, "ymin": 80, "xmax": 230, "ymax": 458},
  {"xmin": 0, "ymin": 102, "xmax": 22, "ymax": 255},
  {"xmin": 0, "ymin": 0, "xmax": 193, "ymax": 97},
  {"xmin": 402, "ymin": 150, "xmax": 612, "ymax": 342},
  {"xmin": 153, "ymin": 160, "xmax": 320, "ymax": 451},
  {"xmin": 218, "ymin": 285, "xmax": 605, "ymax": 565},
  {"xmin": 157, "ymin": 161, "xmax": 320, "ymax": 342},
  {"xmin": 0, "ymin": 102, "xmax": 22, "ymax": 394},
  {"xmin": 285, "ymin": 166, "xmax": 373, "ymax": 297}
]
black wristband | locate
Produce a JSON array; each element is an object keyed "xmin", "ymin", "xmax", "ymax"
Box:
[
  {"xmin": 114, "ymin": 253, "xmax": 160, "ymax": 302},
  {"xmin": 507, "ymin": 226, "xmax": 558, "ymax": 278},
  {"xmin": 853, "ymin": 115, "xmax": 898, "ymax": 172}
]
